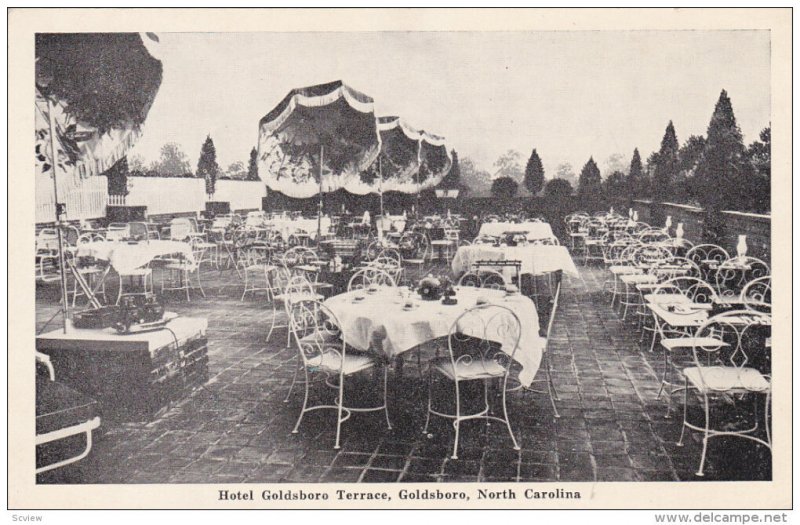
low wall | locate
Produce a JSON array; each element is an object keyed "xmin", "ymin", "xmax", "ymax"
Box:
[{"xmin": 633, "ymin": 200, "xmax": 771, "ymax": 262}]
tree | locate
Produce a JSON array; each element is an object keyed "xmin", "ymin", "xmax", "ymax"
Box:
[
  {"xmin": 106, "ymin": 156, "xmax": 130, "ymax": 196},
  {"xmin": 491, "ymin": 176, "xmax": 518, "ymax": 199},
  {"xmin": 577, "ymin": 157, "xmax": 603, "ymax": 202},
  {"xmin": 555, "ymin": 162, "xmax": 578, "ymax": 188},
  {"xmin": 223, "ymin": 161, "xmax": 247, "ymax": 180},
  {"xmin": 247, "ymin": 147, "xmax": 260, "ymax": 181},
  {"xmin": 603, "ymin": 153, "xmax": 628, "ymax": 177},
  {"xmin": 676, "ymin": 135, "xmax": 706, "ymax": 204},
  {"xmin": 694, "ymin": 89, "xmax": 751, "ymax": 241},
  {"xmin": 603, "ymin": 170, "xmax": 627, "ymax": 199},
  {"xmin": 128, "ymin": 153, "xmax": 146, "ymax": 172},
  {"xmin": 627, "ymin": 148, "xmax": 645, "ymax": 198},
  {"xmin": 544, "ymin": 178, "xmax": 573, "ymax": 198},
  {"xmin": 652, "ymin": 121, "xmax": 680, "ymax": 203},
  {"xmin": 438, "ymin": 149, "xmax": 463, "ymax": 193},
  {"xmin": 745, "ymin": 126, "xmax": 770, "ymax": 213},
  {"xmin": 523, "ymin": 148, "xmax": 545, "ymax": 195},
  {"xmin": 492, "ymin": 150, "xmax": 523, "ymax": 182},
  {"xmin": 197, "ymin": 135, "xmax": 220, "ymax": 196},
  {"xmin": 149, "ymin": 142, "xmax": 191, "ymax": 177},
  {"xmin": 459, "ymin": 157, "xmax": 492, "ymax": 197}
]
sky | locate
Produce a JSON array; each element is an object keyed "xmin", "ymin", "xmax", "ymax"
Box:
[{"xmin": 133, "ymin": 30, "xmax": 770, "ymax": 179}]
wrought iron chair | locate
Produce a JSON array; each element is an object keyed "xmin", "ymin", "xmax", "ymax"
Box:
[
  {"xmin": 423, "ymin": 303, "xmax": 522, "ymax": 459},
  {"xmin": 677, "ymin": 310, "xmax": 772, "ymax": 476},
  {"xmin": 286, "ymin": 299, "xmax": 391, "ymax": 449}
]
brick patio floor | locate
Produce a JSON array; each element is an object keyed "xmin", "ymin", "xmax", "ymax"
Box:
[{"xmin": 35, "ymin": 259, "xmax": 771, "ymax": 483}]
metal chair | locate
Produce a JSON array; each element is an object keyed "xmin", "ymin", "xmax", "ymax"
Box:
[
  {"xmin": 423, "ymin": 303, "xmax": 522, "ymax": 459},
  {"xmin": 286, "ymin": 299, "xmax": 391, "ymax": 449},
  {"xmin": 512, "ymin": 282, "xmax": 562, "ymax": 418},
  {"xmin": 677, "ymin": 310, "xmax": 772, "ymax": 476}
]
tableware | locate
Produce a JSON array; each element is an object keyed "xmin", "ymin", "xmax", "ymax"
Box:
[
  {"xmin": 352, "ymin": 294, "xmax": 365, "ymax": 303},
  {"xmin": 504, "ymin": 284, "xmax": 519, "ymax": 296},
  {"xmin": 674, "ymin": 305, "xmax": 697, "ymax": 314}
]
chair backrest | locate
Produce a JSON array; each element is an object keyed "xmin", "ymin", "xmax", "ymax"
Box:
[
  {"xmin": 106, "ymin": 223, "xmax": 129, "ymax": 241},
  {"xmin": 472, "ymin": 235, "xmax": 498, "ymax": 245},
  {"xmin": 686, "ymin": 244, "xmax": 729, "ymax": 267},
  {"xmin": 128, "ymin": 222, "xmax": 149, "ymax": 240},
  {"xmin": 169, "ymin": 218, "xmax": 193, "ymax": 241},
  {"xmin": 653, "ymin": 276, "xmax": 718, "ymax": 305},
  {"xmin": 714, "ymin": 256, "xmax": 770, "ymax": 298},
  {"xmin": 633, "ymin": 244, "xmax": 672, "ymax": 267},
  {"xmin": 457, "ymin": 269, "xmax": 507, "ymax": 290},
  {"xmin": 638, "ymin": 228, "xmax": 671, "ymax": 244},
  {"xmin": 447, "ymin": 303, "xmax": 522, "ymax": 385},
  {"xmin": 347, "ymin": 268, "xmax": 397, "ymax": 291},
  {"xmin": 688, "ymin": 310, "xmax": 772, "ymax": 392},
  {"xmin": 741, "ymin": 276, "xmax": 771, "ymax": 313},
  {"xmin": 287, "ymin": 299, "xmax": 346, "ymax": 370}
]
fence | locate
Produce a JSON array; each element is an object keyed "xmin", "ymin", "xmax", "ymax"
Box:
[{"xmin": 35, "ymin": 173, "xmax": 108, "ymax": 223}]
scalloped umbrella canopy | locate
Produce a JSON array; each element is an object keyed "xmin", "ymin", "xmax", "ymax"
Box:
[
  {"xmin": 368, "ymin": 116, "xmax": 423, "ymax": 194},
  {"xmin": 417, "ymin": 130, "xmax": 452, "ymax": 191},
  {"xmin": 257, "ymin": 81, "xmax": 381, "ymax": 199},
  {"xmin": 35, "ymin": 33, "xmax": 163, "ymax": 179}
]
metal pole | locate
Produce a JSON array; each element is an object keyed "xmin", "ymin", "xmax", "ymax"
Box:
[
  {"xmin": 379, "ymin": 156, "xmax": 384, "ymax": 217},
  {"xmin": 317, "ymin": 144, "xmax": 324, "ymax": 243},
  {"xmin": 47, "ymin": 97, "xmax": 69, "ymax": 333}
]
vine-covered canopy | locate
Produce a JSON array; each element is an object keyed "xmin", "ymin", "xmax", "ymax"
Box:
[
  {"xmin": 257, "ymin": 81, "xmax": 382, "ymax": 199},
  {"xmin": 35, "ymin": 32, "xmax": 163, "ymax": 179}
]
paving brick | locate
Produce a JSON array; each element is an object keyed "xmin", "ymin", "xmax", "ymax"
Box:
[{"xmin": 35, "ymin": 261, "xmax": 770, "ymax": 484}]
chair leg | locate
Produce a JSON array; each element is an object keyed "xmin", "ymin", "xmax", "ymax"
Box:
[
  {"xmin": 334, "ymin": 372, "xmax": 346, "ymax": 450},
  {"xmin": 196, "ymin": 269, "xmax": 206, "ymax": 298},
  {"xmin": 765, "ymin": 390, "xmax": 771, "ymax": 447},
  {"xmin": 696, "ymin": 394, "xmax": 711, "ymax": 477},
  {"xmin": 284, "ymin": 356, "xmax": 301, "ymax": 403},
  {"xmin": 291, "ymin": 368, "xmax": 311, "ymax": 435},
  {"xmin": 451, "ymin": 381, "xmax": 461, "ymax": 460},
  {"xmin": 501, "ymin": 381, "xmax": 520, "ymax": 451},
  {"xmin": 677, "ymin": 376, "xmax": 689, "ymax": 446},
  {"xmin": 545, "ymin": 354, "xmax": 560, "ymax": 418},
  {"xmin": 422, "ymin": 366, "xmax": 433, "ymax": 435},
  {"xmin": 382, "ymin": 366, "xmax": 392, "ymax": 430}
]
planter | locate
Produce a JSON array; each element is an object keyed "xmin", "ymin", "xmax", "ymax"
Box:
[
  {"xmin": 205, "ymin": 201, "xmax": 230, "ymax": 217},
  {"xmin": 106, "ymin": 205, "xmax": 147, "ymax": 225}
]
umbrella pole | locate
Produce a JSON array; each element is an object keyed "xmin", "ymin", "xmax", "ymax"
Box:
[
  {"xmin": 379, "ymin": 156, "xmax": 384, "ymax": 217},
  {"xmin": 317, "ymin": 145, "xmax": 324, "ymax": 244},
  {"xmin": 47, "ymin": 97, "xmax": 69, "ymax": 333}
]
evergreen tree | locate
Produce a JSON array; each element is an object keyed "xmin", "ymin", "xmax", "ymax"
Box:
[
  {"xmin": 247, "ymin": 147, "xmax": 260, "ymax": 181},
  {"xmin": 694, "ymin": 90, "xmax": 751, "ymax": 240},
  {"xmin": 603, "ymin": 170, "xmax": 627, "ymax": 199},
  {"xmin": 439, "ymin": 149, "xmax": 461, "ymax": 189},
  {"xmin": 106, "ymin": 156, "xmax": 130, "ymax": 196},
  {"xmin": 577, "ymin": 157, "xmax": 603, "ymax": 204},
  {"xmin": 491, "ymin": 176, "xmax": 518, "ymax": 199},
  {"xmin": 543, "ymin": 178, "xmax": 572, "ymax": 198},
  {"xmin": 198, "ymin": 135, "xmax": 220, "ymax": 196},
  {"xmin": 652, "ymin": 121, "xmax": 679, "ymax": 203},
  {"xmin": 523, "ymin": 148, "xmax": 545, "ymax": 195},
  {"xmin": 627, "ymin": 148, "xmax": 644, "ymax": 198}
]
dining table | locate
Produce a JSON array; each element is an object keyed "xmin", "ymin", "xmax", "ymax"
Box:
[
  {"xmin": 451, "ymin": 243, "xmax": 580, "ymax": 279},
  {"xmin": 323, "ymin": 286, "xmax": 545, "ymax": 387},
  {"xmin": 76, "ymin": 239, "xmax": 195, "ymax": 274},
  {"xmin": 477, "ymin": 221, "xmax": 555, "ymax": 242}
]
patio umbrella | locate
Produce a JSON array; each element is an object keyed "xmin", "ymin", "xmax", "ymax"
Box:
[
  {"xmin": 412, "ymin": 130, "xmax": 452, "ymax": 216},
  {"xmin": 257, "ymin": 81, "xmax": 381, "ymax": 239},
  {"xmin": 370, "ymin": 116, "xmax": 423, "ymax": 215},
  {"xmin": 36, "ymin": 32, "xmax": 163, "ymax": 331}
]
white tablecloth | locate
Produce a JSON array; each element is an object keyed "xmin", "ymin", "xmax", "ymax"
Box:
[
  {"xmin": 77, "ymin": 240, "xmax": 194, "ymax": 274},
  {"xmin": 324, "ymin": 286, "xmax": 544, "ymax": 387},
  {"xmin": 451, "ymin": 244, "xmax": 579, "ymax": 278},
  {"xmin": 268, "ymin": 217, "xmax": 331, "ymax": 240},
  {"xmin": 478, "ymin": 221, "xmax": 555, "ymax": 241}
]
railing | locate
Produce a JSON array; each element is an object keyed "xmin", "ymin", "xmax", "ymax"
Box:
[
  {"xmin": 108, "ymin": 194, "xmax": 127, "ymax": 206},
  {"xmin": 36, "ymin": 173, "xmax": 108, "ymax": 223}
]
